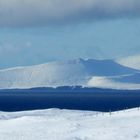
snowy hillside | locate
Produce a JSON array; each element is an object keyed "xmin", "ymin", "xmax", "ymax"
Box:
[
  {"xmin": 0, "ymin": 58, "xmax": 140, "ymax": 89},
  {"xmin": 0, "ymin": 108, "xmax": 140, "ymax": 140}
]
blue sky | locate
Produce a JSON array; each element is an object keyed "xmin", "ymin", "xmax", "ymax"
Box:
[{"xmin": 0, "ymin": 0, "xmax": 140, "ymax": 69}]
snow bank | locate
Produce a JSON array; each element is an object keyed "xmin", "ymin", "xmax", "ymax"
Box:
[{"xmin": 0, "ymin": 108, "xmax": 140, "ymax": 140}]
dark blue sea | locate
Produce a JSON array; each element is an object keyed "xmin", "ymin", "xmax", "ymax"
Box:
[{"xmin": 0, "ymin": 87, "xmax": 140, "ymax": 112}]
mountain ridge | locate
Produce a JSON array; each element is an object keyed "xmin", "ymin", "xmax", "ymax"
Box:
[{"xmin": 0, "ymin": 58, "xmax": 139, "ymax": 89}]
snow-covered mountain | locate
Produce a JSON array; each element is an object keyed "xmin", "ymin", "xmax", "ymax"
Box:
[{"xmin": 0, "ymin": 58, "xmax": 140, "ymax": 89}]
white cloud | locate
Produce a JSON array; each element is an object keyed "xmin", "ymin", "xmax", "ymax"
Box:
[
  {"xmin": 117, "ymin": 55, "xmax": 140, "ymax": 70},
  {"xmin": 0, "ymin": 41, "xmax": 32, "ymax": 54},
  {"xmin": 0, "ymin": 0, "xmax": 140, "ymax": 27},
  {"xmin": 87, "ymin": 76, "xmax": 140, "ymax": 90}
]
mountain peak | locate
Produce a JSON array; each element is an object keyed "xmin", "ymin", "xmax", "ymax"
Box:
[{"xmin": 0, "ymin": 58, "xmax": 139, "ymax": 89}]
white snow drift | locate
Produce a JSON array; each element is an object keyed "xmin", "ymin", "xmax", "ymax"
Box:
[
  {"xmin": 0, "ymin": 108, "xmax": 140, "ymax": 140},
  {"xmin": 0, "ymin": 58, "xmax": 140, "ymax": 89}
]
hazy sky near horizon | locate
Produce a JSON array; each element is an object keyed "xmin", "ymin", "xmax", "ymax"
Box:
[{"xmin": 0, "ymin": 0, "xmax": 140, "ymax": 68}]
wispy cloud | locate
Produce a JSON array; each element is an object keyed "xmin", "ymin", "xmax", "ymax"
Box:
[
  {"xmin": 0, "ymin": 0, "xmax": 140, "ymax": 27},
  {"xmin": 0, "ymin": 41, "xmax": 32, "ymax": 54}
]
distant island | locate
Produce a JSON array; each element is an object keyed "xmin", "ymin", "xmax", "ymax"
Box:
[{"xmin": 0, "ymin": 58, "xmax": 140, "ymax": 90}]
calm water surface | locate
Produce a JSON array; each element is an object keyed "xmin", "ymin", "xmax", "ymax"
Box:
[{"xmin": 0, "ymin": 89, "xmax": 140, "ymax": 112}]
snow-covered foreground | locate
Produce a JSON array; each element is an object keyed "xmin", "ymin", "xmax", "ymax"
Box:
[{"xmin": 0, "ymin": 108, "xmax": 140, "ymax": 140}]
